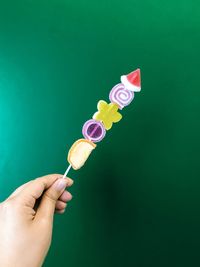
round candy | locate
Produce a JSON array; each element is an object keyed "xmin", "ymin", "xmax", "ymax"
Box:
[
  {"xmin": 109, "ymin": 83, "xmax": 134, "ymax": 109},
  {"xmin": 82, "ymin": 119, "xmax": 106, "ymax": 143}
]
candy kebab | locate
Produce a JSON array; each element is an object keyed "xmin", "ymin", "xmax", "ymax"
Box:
[{"xmin": 63, "ymin": 68, "xmax": 141, "ymax": 177}]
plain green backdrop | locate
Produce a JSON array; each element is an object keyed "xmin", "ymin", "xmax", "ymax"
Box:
[{"xmin": 0, "ymin": 0, "xmax": 200, "ymax": 266}]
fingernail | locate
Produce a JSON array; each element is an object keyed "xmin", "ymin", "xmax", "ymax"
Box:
[{"xmin": 55, "ymin": 179, "xmax": 67, "ymax": 191}]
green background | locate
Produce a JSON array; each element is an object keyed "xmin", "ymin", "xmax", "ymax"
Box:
[{"xmin": 0, "ymin": 0, "xmax": 200, "ymax": 266}]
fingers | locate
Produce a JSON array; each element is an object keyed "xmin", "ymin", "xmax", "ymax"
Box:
[
  {"xmin": 35, "ymin": 178, "xmax": 72, "ymax": 221},
  {"xmin": 59, "ymin": 190, "xmax": 73, "ymax": 202},
  {"xmin": 8, "ymin": 181, "xmax": 32, "ymax": 200},
  {"xmin": 65, "ymin": 177, "xmax": 74, "ymax": 187},
  {"xmin": 19, "ymin": 174, "xmax": 63, "ymax": 202},
  {"xmin": 54, "ymin": 191, "xmax": 72, "ymax": 214},
  {"xmin": 8, "ymin": 174, "xmax": 74, "ymax": 220},
  {"xmin": 55, "ymin": 200, "xmax": 67, "ymax": 210},
  {"xmin": 14, "ymin": 174, "xmax": 72, "ymax": 207},
  {"xmin": 15, "ymin": 175, "xmax": 73, "ymax": 201},
  {"xmin": 55, "ymin": 180, "xmax": 73, "ymax": 214},
  {"xmin": 55, "ymin": 209, "xmax": 66, "ymax": 214}
]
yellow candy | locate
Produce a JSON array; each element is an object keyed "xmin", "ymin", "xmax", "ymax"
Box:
[
  {"xmin": 93, "ymin": 100, "xmax": 122, "ymax": 130},
  {"xmin": 68, "ymin": 139, "xmax": 96, "ymax": 170}
]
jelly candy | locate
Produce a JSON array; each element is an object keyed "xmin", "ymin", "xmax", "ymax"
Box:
[
  {"xmin": 109, "ymin": 83, "xmax": 134, "ymax": 109},
  {"xmin": 68, "ymin": 139, "xmax": 96, "ymax": 170},
  {"xmin": 82, "ymin": 119, "xmax": 106, "ymax": 143},
  {"xmin": 121, "ymin": 68, "xmax": 141, "ymax": 92},
  {"xmin": 93, "ymin": 100, "xmax": 122, "ymax": 130}
]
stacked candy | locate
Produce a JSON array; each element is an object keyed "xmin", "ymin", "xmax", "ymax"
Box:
[{"xmin": 66, "ymin": 69, "xmax": 141, "ymax": 172}]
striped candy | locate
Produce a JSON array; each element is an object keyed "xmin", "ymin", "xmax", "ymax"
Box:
[
  {"xmin": 82, "ymin": 119, "xmax": 106, "ymax": 143},
  {"xmin": 109, "ymin": 83, "xmax": 134, "ymax": 109}
]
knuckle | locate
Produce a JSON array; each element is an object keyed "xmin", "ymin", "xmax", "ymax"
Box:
[{"xmin": 51, "ymin": 173, "xmax": 62, "ymax": 179}]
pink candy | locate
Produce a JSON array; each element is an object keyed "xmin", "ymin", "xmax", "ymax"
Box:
[
  {"xmin": 109, "ymin": 83, "xmax": 134, "ymax": 109},
  {"xmin": 82, "ymin": 119, "xmax": 106, "ymax": 143}
]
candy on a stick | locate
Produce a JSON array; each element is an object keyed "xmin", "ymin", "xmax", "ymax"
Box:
[{"xmin": 63, "ymin": 68, "xmax": 141, "ymax": 177}]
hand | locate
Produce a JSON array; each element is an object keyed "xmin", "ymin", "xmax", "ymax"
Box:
[{"xmin": 0, "ymin": 174, "xmax": 73, "ymax": 267}]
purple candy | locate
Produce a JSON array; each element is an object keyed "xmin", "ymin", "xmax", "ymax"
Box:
[
  {"xmin": 82, "ymin": 119, "xmax": 106, "ymax": 143},
  {"xmin": 109, "ymin": 83, "xmax": 134, "ymax": 109}
]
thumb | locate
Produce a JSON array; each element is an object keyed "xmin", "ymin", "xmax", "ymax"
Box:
[{"xmin": 36, "ymin": 178, "xmax": 68, "ymax": 221}]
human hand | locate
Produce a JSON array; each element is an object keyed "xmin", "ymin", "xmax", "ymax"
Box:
[{"xmin": 0, "ymin": 174, "xmax": 73, "ymax": 267}]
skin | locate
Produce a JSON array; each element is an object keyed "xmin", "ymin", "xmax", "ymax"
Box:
[{"xmin": 0, "ymin": 174, "xmax": 73, "ymax": 267}]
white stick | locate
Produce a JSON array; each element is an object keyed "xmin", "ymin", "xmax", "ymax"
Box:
[{"xmin": 62, "ymin": 164, "xmax": 72, "ymax": 178}]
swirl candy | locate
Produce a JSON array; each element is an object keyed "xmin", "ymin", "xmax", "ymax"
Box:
[
  {"xmin": 63, "ymin": 68, "xmax": 141, "ymax": 176},
  {"xmin": 109, "ymin": 83, "xmax": 134, "ymax": 109}
]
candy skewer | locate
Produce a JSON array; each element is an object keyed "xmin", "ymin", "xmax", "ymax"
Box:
[{"xmin": 66, "ymin": 68, "xmax": 141, "ymax": 172}]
